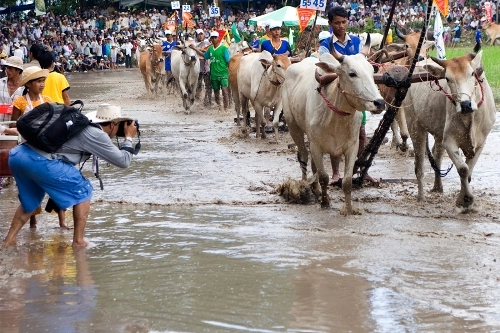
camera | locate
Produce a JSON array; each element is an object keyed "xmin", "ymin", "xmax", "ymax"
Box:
[{"xmin": 117, "ymin": 119, "xmax": 139, "ymax": 137}]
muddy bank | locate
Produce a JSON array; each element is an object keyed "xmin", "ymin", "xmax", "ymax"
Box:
[{"xmin": 1, "ymin": 69, "xmax": 500, "ymax": 332}]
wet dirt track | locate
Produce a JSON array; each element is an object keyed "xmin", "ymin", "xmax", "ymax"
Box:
[{"xmin": 1, "ymin": 70, "xmax": 500, "ymax": 332}]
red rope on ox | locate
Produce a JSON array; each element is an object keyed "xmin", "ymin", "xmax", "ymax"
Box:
[
  {"xmin": 316, "ymin": 85, "xmax": 351, "ymax": 116},
  {"xmin": 474, "ymin": 70, "xmax": 485, "ymax": 108},
  {"xmin": 431, "ymin": 77, "xmax": 456, "ymax": 105}
]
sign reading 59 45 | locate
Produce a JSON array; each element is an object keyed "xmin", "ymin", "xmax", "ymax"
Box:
[{"xmin": 300, "ymin": 0, "xmax": 326, "ymax": 11}]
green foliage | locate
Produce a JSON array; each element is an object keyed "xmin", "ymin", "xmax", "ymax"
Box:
[{"xmin": 47, "ymin": 0, "xmax": 79, "ymax": 15}]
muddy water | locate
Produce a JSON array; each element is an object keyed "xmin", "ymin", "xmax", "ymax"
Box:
[{"xmin": 1, "ymin": 70, "xmax": 500, "ymax": 332}]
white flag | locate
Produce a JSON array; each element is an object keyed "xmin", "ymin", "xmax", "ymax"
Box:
[{"xmin": 433, "ymin": 11, "xmax": 446, "ymax": 60}]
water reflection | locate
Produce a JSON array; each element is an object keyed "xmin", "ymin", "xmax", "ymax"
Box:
[{"xmin": 1, "ymin": 240, "xmax": 96, "ymax": 333}]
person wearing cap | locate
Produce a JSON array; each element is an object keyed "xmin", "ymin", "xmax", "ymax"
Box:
[
  {"xmin": 193, "ymin": 28, "xmax": 212, "ymax": 104},
  {"xmin": 121, "ymin": 37, "xmax": 134, "ymax": 68},
  {"xmin": 260, "ymin": 21, "xmax": 292, "ymax": 56},
  {"xmin": 310, "ymin": 31, "xmax": 331, "ymax": 58},
  {"xmin": 13, "ymin": 42, "xmax": 24, "ymax": 60},
  {"xmin": 190, "ymin": 30, "xmax": 231, "ymax": 112},
  {"xmin": 162, "ymin": 30, "xmax": 178, "ymax": 80},
  {"xmin": 259, "ymin": 22, "xmax": 272, "ymax": 45},
  {"xmin": 2, "ymin": 103, "xmax": 138, "ymax": 248},
  {"xmin": 251, "ymin": 33, "xmax": 260, "ymax": 52},
  {"xmin": 451, "ymin": 20, "xmax": 462, "ymax": 47},
  {"xmin": 319, "ymin": 6, "xmax": 379, "ymax": 186}
]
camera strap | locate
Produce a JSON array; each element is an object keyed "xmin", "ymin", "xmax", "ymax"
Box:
[{"xmin": 92, "ymin": 155, "xmax": 104, "ymax": 190}]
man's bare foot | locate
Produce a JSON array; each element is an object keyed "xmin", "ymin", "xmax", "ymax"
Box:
[
  {"xmin": 330, "ymin": 174, "xmax": 342, "ymax": 187},
  {"xmin": 59, "ymin": 223, "xmax": 73, "ymax": 230},
  {"xmin": 2, "ymin": 240, "xmax": 16, "ymax": 248},
  {"xmin": 364, "ymin": 174, "xmax": 381, "ymax": 186},
  {"xmin": 72, "ymin": 239, "xmax": 89, "ymax": 247}
]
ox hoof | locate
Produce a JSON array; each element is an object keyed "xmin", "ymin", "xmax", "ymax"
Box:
[
  {"xmin": 320, "ymin": 198, "xmax": 330, "ymax": 209},
  {"xmin": 457, "ymin": 194, "xmax": 474, "ymax": 208},
  {"xmin": 340, "ymin": 205, "xmax": 361, "ymax": 216}
]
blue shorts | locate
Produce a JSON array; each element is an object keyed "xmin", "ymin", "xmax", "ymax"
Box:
[
  {"xmin": 165, "ymin": 57, "xmax": 172, "ymax": 71},
  {"xmin": 9, "ymin": 145, "xmax": 93, "ymax": 212}
]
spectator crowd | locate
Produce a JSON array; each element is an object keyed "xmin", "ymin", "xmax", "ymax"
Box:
[{"xmin": 0, "ymin": 0, "xmax": 496, "ymax": 75}]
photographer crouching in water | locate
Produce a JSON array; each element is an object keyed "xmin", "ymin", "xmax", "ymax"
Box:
[{"xmin": 2, "ymin": 104, "xmax": 139, "ymax": 248}]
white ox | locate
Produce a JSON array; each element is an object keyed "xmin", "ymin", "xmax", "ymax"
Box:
[
  {"xmin": 171, "ymin": 40, "xmax": 200, "ymax": 114},
  {"xmin": 403, "ymin": 45, "xmax": 495, "ymax": 209},
  {"xmin": 282, "ymin": 46, "xmax": 386, "ymax": 215},
  {"xmin": 358, "ymin": 32, "xmax": 384, "ymax": 49},
  {"xmin": 234, "ymin": 50, "xmax": 291, "ymax": 140}
]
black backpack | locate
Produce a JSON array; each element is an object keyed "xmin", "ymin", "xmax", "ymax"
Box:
[{"xmin": 16, "ymin": 100, "xmax": 91, "ymax": 153}]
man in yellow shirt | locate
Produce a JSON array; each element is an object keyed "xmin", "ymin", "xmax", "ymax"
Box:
[{"xmin": 38, "ymin": 50, "xmax": 71, "ymax": 105}]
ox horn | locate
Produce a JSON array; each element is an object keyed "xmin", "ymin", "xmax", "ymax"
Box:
[
  {"xmin": 361, "ymin": 33, "xmax": 371, "ymax": 57},
  {"xmin": 331, "ymin": 48, "xmax": 344, "ymax": 63},
  {"xmin": 395, "ymin": 28, "xmax": 406, "ymax": 41},
  {"xmin": 430, "ymin": 56, "xmax": 445, "ymax": 69}
]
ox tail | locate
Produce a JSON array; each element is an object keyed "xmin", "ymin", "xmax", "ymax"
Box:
[
  {"xmin": 425, "ymin": 135, "xmax": 453, "ymax": 178},
  {"xmin": 298, "ymin": 152, "xmax": 307, "ymax": 175}
]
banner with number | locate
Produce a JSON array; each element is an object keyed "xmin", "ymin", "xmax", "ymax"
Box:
[
  {"xmin": 432, "ymin": 0, "xmax": 448, "ymax": 17},
  {"xmin": 300, "ymin": 0, "xmax": 326, "ymax": 12},
  {"xmin": 171, "ymin": 1, "xmax": 180, "ymax": 9},
  {"xmin": 209, "ymin": 7, "xmax": 220, "ymax": 17},
  {"xmin": 297, "ymin": 8, "xmax": 315, "ymax": 32}
]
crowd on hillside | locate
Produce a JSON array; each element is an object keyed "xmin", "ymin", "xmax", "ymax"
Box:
[{"xmin": 0, "ymin": 0, "xmax": 496, "ymax": 74}]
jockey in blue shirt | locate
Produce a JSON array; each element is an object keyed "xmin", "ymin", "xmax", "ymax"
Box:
[
  {"xmin": 260, "ymin": 21, "xmax": 292, "ymax": 56},
  {"xmin": 317, "ymin": 6, "xmax": 379, "ymax": 186},
  {"xmin": 162, "ymin": 30, "xmax": 178, "ymax": 74}
]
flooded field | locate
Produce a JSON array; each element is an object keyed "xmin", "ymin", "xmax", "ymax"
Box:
[{"xmin": 1, "ymin": 70, "xmax": 500, "ymax": 332}]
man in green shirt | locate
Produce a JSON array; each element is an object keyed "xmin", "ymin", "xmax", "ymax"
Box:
[{"xmin": 190, "ymin": 31, "xmax": 230, "ymax": 112}]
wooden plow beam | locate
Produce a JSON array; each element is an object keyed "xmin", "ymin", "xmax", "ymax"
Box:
[{"xmin": 352, "ymin": 0, "xmax": 436, "ymax": 187}]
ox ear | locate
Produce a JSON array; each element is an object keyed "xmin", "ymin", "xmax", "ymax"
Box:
[
  {"xmin": 316, "ymin": 61, "xmax": 341, "ymax": 74},
  {"xmin": 260, "ymin": 58, "xmax": 272, "ymax": 68},
  {"xmin": 424, "ymin": 63, "xmax": 445, "ymax": 78},
  {"xmin": 471, "ymin": 50, "xmax": 483, "ymax": 70},
  {"xmin": 173, "ymin": 45, "xmax": 183, "ymax": 51}
]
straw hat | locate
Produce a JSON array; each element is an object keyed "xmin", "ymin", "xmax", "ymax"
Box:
[
  {"xmin": 19, "ymin": 67, "xmax": 49, "ymax": 86},
  {"xmin": 85, "ymin": 104, "xmax": 134, "ymax": 124},
  {"xmin": 4, "ymin": 56, "xmax": 24, "ymax": 70}
]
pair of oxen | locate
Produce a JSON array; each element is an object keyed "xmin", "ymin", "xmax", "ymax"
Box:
[{"xmin": 230, "ymin": 33, "xmax": 495, "ymax": 216}]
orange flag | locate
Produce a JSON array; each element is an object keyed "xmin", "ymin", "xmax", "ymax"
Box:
[
  {"xmin": 182, "ymin": 11, "xmax": 192, "ymax": 21},
  {"xmin": 297, "ymin": 8, "xmax": 315, "ymax": 32},
  {"xmin": 433, "ymin": 0, "xmax": 448, "ymax": 17}
]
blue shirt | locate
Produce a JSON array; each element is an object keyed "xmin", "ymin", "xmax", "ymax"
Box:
[
  {"xmin": 260, "ymin": 39, "xmax": 292, "ymax": 56},
  {"xmin": 475, "ymin": 29, "xmax": 482, "ymax": 43},
  {"xmin": 251, "ymin": 39, "xmax": 260, "ymax": 50},
  {"xmin": 162, "ymin": 40, "xmax": 179, "ymax": 71},
  {"xmin": 319, "ymin": 34, "xmax": 362, "ymax": 56}
]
